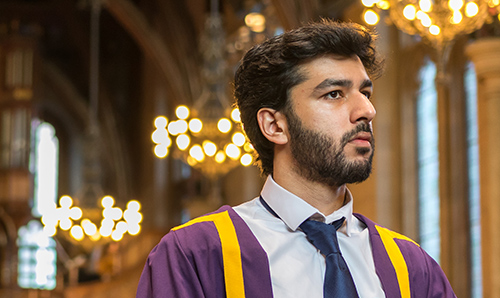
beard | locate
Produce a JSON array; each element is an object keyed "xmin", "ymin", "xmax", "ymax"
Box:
[{"xmin": 286, "ymin": 108, "xmax": 375, "ymax": 187}]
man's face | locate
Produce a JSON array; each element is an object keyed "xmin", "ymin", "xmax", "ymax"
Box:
[{"xmin": 285, "ymin": 54, "xmax": 376, "ymax": 187}]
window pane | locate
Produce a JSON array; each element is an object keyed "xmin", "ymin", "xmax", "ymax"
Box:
[
  {"xmin": 417, "ymin": 58, "xmax": 440, "ymax": 263},
  {"xmin": 465, "ymin": 61, "xmax": 482, "ymax": 298}
]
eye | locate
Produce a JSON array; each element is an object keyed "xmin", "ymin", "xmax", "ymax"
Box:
[
  {"xmin": 324, "ymin": 90, "xmax": 343, "ymax": 100},
  {"xmin": 361, "ymin": 90, "xmax": 372, "ymax": 99}
]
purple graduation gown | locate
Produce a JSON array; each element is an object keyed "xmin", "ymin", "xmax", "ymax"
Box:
[{"xmin": 136, "ymin": 205, "xmax": 456, "ymax": 298}]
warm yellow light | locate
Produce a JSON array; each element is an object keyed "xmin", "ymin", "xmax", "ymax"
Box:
[
  {"xmin": 59, "ymin": 218, "xmax": 72, "ymax": 231},
  {"xmin": 491, "ymin": 0, "xmax": 500, "ymax": 7},
  {"xmin": 232, "ymin": 132, "xmax": 246, "ymax": 147},
  {"xmin": 70, "ymin": 225, "xmax": 84, "ymax": 241},
  {"xmin": 105, "ymin": 207, "xmax": 123, "ymax": 221},
  {"xmin": 240, "ymin": 154, "xmax": 253, "ymax": 166},
  {"xmin": 82, "ymin": 219, "xmax": 98, "ymax": 236},
  {"xmin": 363, "ymin": 9, "xmax": 379, "ymax": 25},
  {"xmin": 419, "ymin": 0, "xmax": 433, "ymax": 12},
  {"xmin": 116, "ymin": 221, "xmax": 128, "ymax": 233},
  {"xmin": 377, "ymin": 0, "xmax": 390, "ymax": 10},
  {"xmin": 128, "ymin": 224, "xmax": 141, "ymax": 235},
  {"xmin": 403, "ymin": 4, "xmax": 417, "ymax": 20},
  {"xmin": 244, "ymin": 142, "xmax": 254, "ymax": 152},
  {"xmin": 361, "ymin": 0, "xmax": 377, "ymax": 7},
  {"xmin": 189, "ymin": 145, "xmax": 205, "ymax": 162},
  {"xmin": 231, "ymin": 108, "xmax": 241, "ymax": 122},
  {"xmin": 151, "ymin": 128, "xmax": 168, "ymax": 145},
  {"xmin": 217, "ymin": 118, "xmax": 232, "ymax": 133},
  {"xmin": 111, "ymin": 230, "xmax": 124, "ymax": 242},
  {"xmin": 69, "ymin": 207, "xmax": 82, "ymax": 220},
  {"xmin": 225, "ymin": 144, "xmax": 241, "ymax": 160},
  {"xmin": 417, "ymin": 11, "xmax": 432, "ymax": 27},
  {"xmin": 175, "ymin": 105, "xmax": 190, "ymax": 120},
  {"xmin": 90, "ymin": 232, "xmax": 101, "ymax": 241},
  {"xmin": 127, "ymin": 200, "xmax": 141, "ymax": 211},
  {"xmin": 429, "ymin": 25, "xmax": 441, "ymax": 35},
  {"xmin": 203, "ymin": 141, "xmax": 217, "ymax": 156},
  {"xmin": 448, "ymin": 0, "xmax": 464, "ymax": 11},
  {"xmin": 187, "ymin": 156, "xmax": 197, "ymax": 166},
  {"xmin": 167, "ymin": 121, "xmax": 179, "ymax": 136},
  {"xmin": 154, "ymin": 145, "xmax": 168, "ymax": 158},
  {"xmin": 43, "ymin": 225, "xmax": 57, "ymax": 237},
  {"xmin": 244, "ymin": 12, "xmax": 266, "ymax": 32},
  {"xmin": 465, "ymin": 2, "xmax": 479, "ymax": 17},
  {"xmin": 154, "ymin": 116, "xmax": 167, "ymax": 128},
  {"xmin": 215, "ymin": 151, "xmax": 226, "ymax": 163},
  {"xmin": 176, "ymin": 120, "xmax": 188, "ymax": 134},
  {"xmin": 102, "ymin": 196, "xmax": 114, "ymax": 208},
  {"xmin": 189, "ymin": 118, "xmax": 203, "ymax": 133},
  {"xmin": 451, "ymin": 10, "xmax": 463, "ymax": 24},
  {"xmin": 60, "ymin": 195, "xmax": 73, "ymax": 208},
  {"xmin": 176, "ymin": 134, "xmax": 190, "ymax": 150}
]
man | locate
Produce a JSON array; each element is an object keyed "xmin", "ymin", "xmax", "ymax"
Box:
[{"xmin": 137, "ymin": 19, "xmax": 456, "ymax": 298}]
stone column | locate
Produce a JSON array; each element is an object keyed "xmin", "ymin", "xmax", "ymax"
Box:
[{"xmin": 466, "ymin": 37, "xmax": 500, "ymax": 298}]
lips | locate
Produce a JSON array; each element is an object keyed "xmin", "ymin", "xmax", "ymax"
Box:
[{"xmin": 349, "ymin": 132, "xmax": 372, "ymax": 146}]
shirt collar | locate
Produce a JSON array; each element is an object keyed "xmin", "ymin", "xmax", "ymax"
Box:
[{"xmin": 260, "ymin": 175, "xmax": 356, "ymax": 236}]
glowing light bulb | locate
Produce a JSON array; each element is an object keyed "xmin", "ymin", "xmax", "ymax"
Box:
[
  {"xmin": 225, "ymin": 144, "xmax": 241, "ymax": 160},
  {"xmin": 189, "ymin": 118, "xmax": 203, "ymax": 133},
  {"xmin": 403, "ymin": 4, "xmax": 417, "ymax": 20},
  {"xmin": 429, "ymin": 25, "xmax": 441, "ymax": 35},
  {"xmin": 70, "ymin": 225, "xmax": 84, "ymax": 241},
  {"xmin": 448, "ymin": 0, "xmax": 464, "ymax": 11},
  {"xmin": 451, "ymin": 11, "xmax": 463, "ymax": 24},
  {"xmin": 217, "ymin": 118, "xmax": 232, "ymax": 133},
  {"xmin": 465, "ymin": 2, "xmax": 479, "ymax": 17},
  {"xmin": 154, "ymin": 116, "xmax": 167, "ymax": 128},
  {"xmin": 240, "ymin": 153, "xmax": 253, "ymax": 166},
  {"xmin": 175, "ymin": 105, "xmax": 190, "ymax": 119},
  {"xmin": 154, "ymin": 145, "xmax": 168, "ymax": 158},
  {"xmin": 176, "ymin": 134, "xmax": 190, "ymax": 150},
  {"xmin": 215, "ymin": 151, "xmax": 226, "ymax": 163},
  {"xmin": 189, "ymin": 145, "xmax": 205, "ymax": 162},
  {"xmin": 363, "ymin": 9, "xmax": 379, "ymax": 25},
  {"xmin": 102, "ymin": 196, "xmax": 114, "ymax": 208},
  {"xmin": 419, "ymin": 0, "xmax": 433, "ymax": 12},
  {"xmin": 231, "ymin": 108, "xmax": 241, "ymax": 122},
  {"xmin": 203, "ymin": 141, "xmax": 217, "ymax": 156},
  {"xmin": 232, "ymin": 132, "xmax": 246, "ymax": 147}
]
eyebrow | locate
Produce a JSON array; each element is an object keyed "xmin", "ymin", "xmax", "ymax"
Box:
[{"xmin": 313, "ymin": 78, "xmax": 373, "ymax": 92}]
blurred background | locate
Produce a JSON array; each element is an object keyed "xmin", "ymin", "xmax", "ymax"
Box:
[{"xmin": 0, "ymin": 0, "xmax": 499, "ymax": 297}]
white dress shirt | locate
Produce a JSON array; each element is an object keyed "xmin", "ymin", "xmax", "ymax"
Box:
[{"xmin": 233, "ymin": 175, "xmax": 385, "ymax": 298}]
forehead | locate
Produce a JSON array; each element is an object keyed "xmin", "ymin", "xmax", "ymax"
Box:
[{"xmin": 295, "ymin": 54, "xmax": 368, "ymax": 82}]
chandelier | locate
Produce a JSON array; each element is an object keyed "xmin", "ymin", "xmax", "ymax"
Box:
[
  {"xmin": 152, "ymin": 0, "xmax": 255, "ymax": 180},
  {"xmin": 40, "ymin": 0, "xmax": 142, "ymax": 250},
  {"xmin": 361, "ymin": 0, "xmax": 500, "ymax": 49}
]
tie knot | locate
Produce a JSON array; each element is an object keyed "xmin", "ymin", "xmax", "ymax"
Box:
[{"xmin": 300, "ymin": 217, "xmax": 345, "ymax": 256}]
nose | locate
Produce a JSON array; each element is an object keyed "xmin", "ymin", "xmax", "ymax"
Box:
[{"xmin": 350, "ymin": 93, "xmax": 376, "ymax": 124}]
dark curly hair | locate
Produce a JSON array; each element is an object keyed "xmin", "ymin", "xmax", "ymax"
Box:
[{"xmin": 234, "ymin": 19, "xmax": 384, "ymax": 176}]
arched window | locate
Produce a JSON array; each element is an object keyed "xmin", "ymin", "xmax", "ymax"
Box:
[
  {"xmin": 17, "ymin": 120, "xmax": 59, "ymax": 290},
  {"xmin": 464, "ymin": 61, "xmax": 482, "ymax": 298},
  {"xmin": 32, "ymin": 122, "xmax": 59, "ymax": 217},
  {"xmin": 416, "ymin": 57, "xmax": 440, "ymax": 263}
]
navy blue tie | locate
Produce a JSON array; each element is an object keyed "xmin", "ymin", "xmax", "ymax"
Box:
[{"xmin": 300, "ymin": 217, "xmax": 359, "ymax": 298}]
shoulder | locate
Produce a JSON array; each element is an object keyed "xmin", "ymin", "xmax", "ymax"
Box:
[{"xmin": 354, "ymin": 213, "xmax": 456, "ymax": 297}]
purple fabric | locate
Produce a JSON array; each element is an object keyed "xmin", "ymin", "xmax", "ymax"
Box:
[
  {"xmin": 355, "ymin": 213, "xmax": 456, "ymax": 298},
  {"xmin": 137, "ymin": 207, "xmax": 455, "ymax": 298},
  {"xmin": 136, "ymin": 206, "xmax": 273, "ymax": 298}
]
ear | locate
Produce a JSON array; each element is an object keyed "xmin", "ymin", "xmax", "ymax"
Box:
[{"xmin": 257, "ymin": 108, "xmax": 289, "ymax": 145}]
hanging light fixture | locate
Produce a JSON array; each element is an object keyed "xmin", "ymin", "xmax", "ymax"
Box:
[
  {"xmin": 361, "ymin": 0, "xmax": 500, "ymax": 49},
  {"xmin": 40, "ymin": 0, "xmax": 142, "ymax": 249},
  {"xmin": 152, "ymin": 0, "xmax": 255, "ymax": 180}
]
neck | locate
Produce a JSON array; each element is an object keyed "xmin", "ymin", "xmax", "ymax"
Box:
[{"xmin": 272, "ymin": 170, "xmax": 348, "ymax": 216}]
